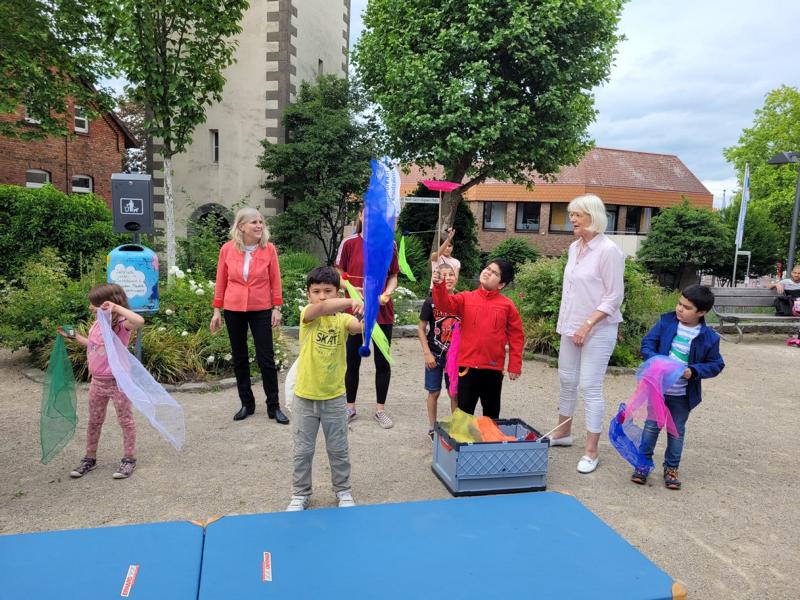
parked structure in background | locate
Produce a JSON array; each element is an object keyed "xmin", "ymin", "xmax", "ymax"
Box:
[
  {"xmin": 151, "ymin": 0, "xmax": 351, "ymax": 238},
  {"xmin": 0, "ymin": 104, "xmax": 138, "ymax": 202},
  {"xmin": 399, "ymin": 148, "xmax": 713, "ymax": 257}
]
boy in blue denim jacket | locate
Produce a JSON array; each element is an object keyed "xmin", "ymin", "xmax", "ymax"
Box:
[{"xmin": 633, "ymin": 285, "xmax": 725, "ymax": 490}]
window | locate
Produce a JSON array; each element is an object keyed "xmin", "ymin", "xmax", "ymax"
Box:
[
  {"xmin": 482, "ymin": 202, "xmax": 506, "ymax": 230},
  {"xmin": 210, "ymin": 129, "xmax": 219, "ymax": 163},
  {"xmin": 548, "ymin": 203, "xmax": 572, "ymax": 233},
  {"xmin": 625, "ymin": 206, "xmax": 642, "ymax": 233},
  {"xmin": 515, "ymin": 202, "xmax": 540, "ymax": 232},
  {"xmin": 26, "ymin": 169, "xmax": 50, "ymax": 188},
  {"xmin": 24, "ymin": 106, "xmax": 41, "ymax": 124},
  {"xmin": 74, "ymin": 106, "xmax": 88, "ymax": 133},
  {"xmin": 605, "ymin": 204, "xmax": 618, "ymax": 233},
  {"xmin": 71, "ymin": 175, "xmax": 93, "ymax": 194}
]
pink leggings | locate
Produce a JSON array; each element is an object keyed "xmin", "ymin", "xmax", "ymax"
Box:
[{"xmin": 86, "ymin": 377, "xmax": 136, "ymax": 457}]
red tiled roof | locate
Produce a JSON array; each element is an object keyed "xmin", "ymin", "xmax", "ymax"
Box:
[{"xmin": 399, "ymin": 147, "xmax": 711, "ymax": 196}]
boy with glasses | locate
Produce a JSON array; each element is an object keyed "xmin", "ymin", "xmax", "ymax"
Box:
[{"xmin": 431, "ymin": 259, "xmax": 524, "ymax": 418}]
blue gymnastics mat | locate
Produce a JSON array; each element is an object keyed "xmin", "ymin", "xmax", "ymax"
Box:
[
  {"xmin": 0, "ymin": 520, "xmax": 204, "ymax": 599},
  {"xmin": 199, "ymin": 492, "xmax": 683, "ymax": 599}
]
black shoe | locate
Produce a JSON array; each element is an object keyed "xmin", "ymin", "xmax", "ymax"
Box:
[
  {"xmin": 268, "ymin": 407, "xmax": 290, "ymax": 425},
  {"xmin": 233, "ymin": 406, "xmax": 255, "ymax": 421}
]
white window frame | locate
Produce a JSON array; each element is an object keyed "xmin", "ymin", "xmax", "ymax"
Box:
[
  {"xmin": 71, "ymin": 174, "xmax": 93, "ymax": 194},
  {"xmin": 74, "ymin": 106, "xmax": 88, "ymax": 133},
  {"xmin": 26, "ymin": 169, "xmax": 50, "ymax": 189}
]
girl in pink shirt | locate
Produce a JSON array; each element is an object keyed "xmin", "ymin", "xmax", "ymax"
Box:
[{"xmin": 58, "ymin": 284, "xmax": 145, "ymax": 479}]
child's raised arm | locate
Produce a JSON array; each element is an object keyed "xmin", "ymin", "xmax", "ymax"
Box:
[
  {"xmin": 102, "ymin": 302, "xmax": 145, "ymax": 330},
  {"xmin": 304, "ymin": 298, "xmax": 363, "ymax": 323}
]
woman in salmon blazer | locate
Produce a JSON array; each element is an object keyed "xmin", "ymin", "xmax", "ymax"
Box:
[{"xmin": 210, "ymin": 207, "xmax": 288, "ymax": 424}]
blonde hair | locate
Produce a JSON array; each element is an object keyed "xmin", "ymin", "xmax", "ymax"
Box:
[
  {"xmin": 567, "ymin": 194, "xmax": 608, "ymax": 234},
  {"xmin": 230, "ymin": 207, "xmax": 269, "ymax": 251}
]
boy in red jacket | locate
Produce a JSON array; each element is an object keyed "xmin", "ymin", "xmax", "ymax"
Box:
[{"xmin": 432, "ymin": 258, "xmax": 524, "ymax": 418}]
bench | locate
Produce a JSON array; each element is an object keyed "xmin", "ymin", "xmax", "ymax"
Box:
[{"xmin": 710, "ymin": 287, "xmax": 800, "ymax": 343}]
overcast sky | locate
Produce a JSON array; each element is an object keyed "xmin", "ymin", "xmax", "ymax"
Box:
[{"xmin": 349, "ymin": 0, "xmax": 800, "ymax": 207}]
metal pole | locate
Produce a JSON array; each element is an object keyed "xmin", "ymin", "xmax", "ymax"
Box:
[
  {"xmin": 732, "ymin": 250, "xmax": 739, "ymax": 287},
  {"xmin": 787, "ymin": 164, "xmax": 800, "ymax": 272},
  {"xmin": 132, "ymin": 232, "xmax": 143, "ymax": 362}
]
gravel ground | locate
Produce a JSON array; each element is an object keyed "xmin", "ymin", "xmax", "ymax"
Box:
[{"xmin": 0, "ymin": 334, "xmax": 797, "ymax": 599}]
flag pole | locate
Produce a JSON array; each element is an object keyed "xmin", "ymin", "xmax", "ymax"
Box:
[{"xmin": 732, "ymin": 163, "xmax": 751, "ymax": 287}]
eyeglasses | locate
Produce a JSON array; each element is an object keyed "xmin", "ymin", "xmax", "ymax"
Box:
[{"xmin": 482, "ymin": 266, "xmax": 502, "ymax": 278}]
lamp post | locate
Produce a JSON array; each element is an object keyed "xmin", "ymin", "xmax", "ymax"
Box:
[{"xmin": 767, "ymin": 151, "xmax": 800, "ymax": 272}]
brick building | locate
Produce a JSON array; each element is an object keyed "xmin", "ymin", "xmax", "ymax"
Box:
[
  {"xmin": 399, "ymin": 147, "xmax": 713, "ymax": 257},
  {"xmin": 0, "ymin": 104, "xmax": 138, "ymax": 203}
]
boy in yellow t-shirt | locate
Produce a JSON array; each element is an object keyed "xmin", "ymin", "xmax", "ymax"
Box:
[{"xmin": 287, "ymin": 266, "xmax": 363, "ymax": 512}]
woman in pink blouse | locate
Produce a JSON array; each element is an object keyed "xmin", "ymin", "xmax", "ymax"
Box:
[
  {"xmin": 548, "ymin": 194, "xmax": 624, "ymax": 474},
  {"xmin": 210, "ymin": 207, "xmax": 288, "ymax": 424}
]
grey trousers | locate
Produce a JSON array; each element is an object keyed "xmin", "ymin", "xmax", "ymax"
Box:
[{"xmin": 292, "ymin": 394, "xmax": 351, "ymax": 496}]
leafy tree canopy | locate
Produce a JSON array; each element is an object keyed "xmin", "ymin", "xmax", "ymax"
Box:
[
  {"xmin": 724, "ymin": 85, "xmax": 800, "ymax": 261},
  {"xmin": 716, "ymin": 199, "xmax": 782, "ymax": 282},
  {"xmin": 0, "ymin": 0, "xmax": 116, "ymax": 138},
  {"xmin": 258, "ymin": 76, "xmax": 378, "ymax": 265},
  {"xmin": 354, "ymin": 0, "xmax": 626, "ymax": 233},
  {"xmin": 637, "ymin": 199, "xmax": 731, "ymax": 289},
  {"xmin": 102, "ymin": 0, "xmax": 249, "ymax": 273}
]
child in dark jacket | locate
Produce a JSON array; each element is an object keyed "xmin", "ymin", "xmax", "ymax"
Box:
[
  {"xmin": 431, "ymin": 258, "xmax": 524, "ymax": 419},
  {"xmin": 633, "ymin": 284, "xmax": 725, "ymax": 490}
]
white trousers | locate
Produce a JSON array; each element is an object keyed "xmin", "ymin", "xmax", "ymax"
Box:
[{"xmin": 557, "ymin": 324, "xmax": 618, "ymax": 434}]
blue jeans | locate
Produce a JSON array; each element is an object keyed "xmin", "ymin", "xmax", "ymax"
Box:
[
  {"xmin": 424, "ymin": 355, "xmax": 450, "ymax": 392},
  {"xmin": 638, "ymin": 394, "xmax": 690, "ymax": 469}
]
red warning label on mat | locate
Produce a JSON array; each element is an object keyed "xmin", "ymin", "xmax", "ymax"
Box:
[
  {"xmin": 262, "ymin": 551, "xmax": 273, "ymax": 582},
  {"xmin": 120, "ymin": 564, "xmax": 139, "ymax": 597}
]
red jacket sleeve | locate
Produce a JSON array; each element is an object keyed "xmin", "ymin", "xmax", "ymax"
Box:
[
  {"xmin": 432, "ymin": 281, "xmax": 463, "ymax": 315},
  {"xmin": 267, "ymin": 243, "xmax": 283, "ymax": 307},
  {"xmin": 212, "ymin": 243, "xmax": 229, "ymax": 309},
  {"xmin": 506, "ymin": 300, "xmax": 525, "ymax": 374}
]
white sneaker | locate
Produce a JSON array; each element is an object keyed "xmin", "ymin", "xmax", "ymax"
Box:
[
  {"xmin": 547, "ymin": 435, "xmax": 573, "ymax": 447},
  {"xmin": 577, "ymin": 455, "xmax": 599, "ymax": 474},
  {"xmin": 374, "ymin": 410, "xmax": 394, "ymax": 429},
  {"xmin": 336, "ymin": 489, "xmax": 356, "ymax": 508},
  {"xmin": 286, "ymin": 495, "xmax": 310, "ymax": 512}
]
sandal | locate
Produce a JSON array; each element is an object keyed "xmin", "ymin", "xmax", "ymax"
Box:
[
  {"xmin": 631, "ymin": 469, "xmax": 648, "ymax": 485},
  {"xmin": 663, "ymin": 468, "xmax": 681, "ymax": 490}
]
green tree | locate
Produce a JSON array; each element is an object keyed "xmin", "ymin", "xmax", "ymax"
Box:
[
  {"xmin": 637, "ymin": 199, "xmax": 731, "ymax": 289},
  {"xmin": 354, "ymin": 0, "xmax": 626, "ymax": 250},
  {"xmin": 724, "ymin": 86, "xmax": 800, "ymax": 263},
  {"xmin": 114, "ymin": 92, "xmax": 146, "ymax": 173},
  {"xmin": 486, "ymin": 237, "xmax": 541, "ymax": 274},
  {"xmin": 397, "ymin": 199, "xmax": 482, "ymax": 279},
  {"xmin": 716, "ymin": 199, "xmax": 782, "ymax": 282},
  {"xmin": 104, "ymin": 0, "xmax": 249, "ymax": 275},
  {"xmin": 257, "ymin": 76, "xmax": 377, "ymax": 264},
  {"xmin": 0, "ymin": 0, "xmax": 116, "ymax": 139}
]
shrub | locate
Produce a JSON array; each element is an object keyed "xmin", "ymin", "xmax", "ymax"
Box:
[
  {"xmin": 0, "ymin": 184, "xmax": 121, "ymax": 280},
  {"xmin": 178, "ymin": 213, "xmax": 229, "ymax": 281},
  {"xmin": 514, "ymin": 256, "xmax": 669, "ymax": 367},
  {"xmin": 0, "ymin": 252, "xmax": 291, "ymax": 383},
  {"xmin": 486, "ymin": 237, "xmax": 541, "ymax": 273},
  {"xmin": 396, "ymin": 232, "xmax": 430, "ymax": 296},
  {"xmin": 278, "ymin": 252, "xmax": 321, "ymax": 326}
]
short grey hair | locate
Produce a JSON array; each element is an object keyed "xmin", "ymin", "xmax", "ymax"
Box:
[{"xmin": 567, "ymin": 194, "xmax": 608, "ymax": 233}]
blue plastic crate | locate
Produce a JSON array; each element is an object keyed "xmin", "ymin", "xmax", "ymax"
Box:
[{"xmin": 432, "ymin": 418, "xmax": 549, "ymax": 496}]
